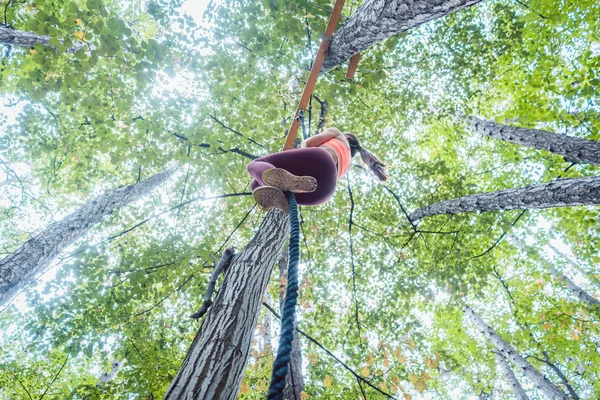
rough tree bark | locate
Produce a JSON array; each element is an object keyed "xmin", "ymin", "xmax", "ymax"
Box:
[
  {"xmin": 279, "ymin": 249, "xmax": 304, "ymax": 400},
  {"xmin": 495, "ymin": 352, "xmax": 530, "ymax": 400},
  {"xmin": 409, "ymin": 176, "xmax": 600, "ymax": 222},
  {"xmin": 469, "ymin": 117, "xmax": 600, "ymax": 166},
  {"xmin": 321, "ymin": 0, "xmax": 484, "ymax": 71},
  {"xmin": 0, "ymin": 164, "xmax": 177, "ymax": 307},
  {"xmin": 0, "ymin": 24, "xmax": 91, "ymax": 53},
  {"xmin": 512, "ymin": 236, "xmax": 600, "ymax": 308},
  {"xmin": 464, "ymin": 306, "xmax": 568, "ymax": 400},
  {"xmin": 163, "ymin": 211, "xmax": 289, "ymax": 400}
]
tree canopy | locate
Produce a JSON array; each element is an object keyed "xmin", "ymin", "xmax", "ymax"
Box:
[{"xmin": 1, "ymin": 0, "xmax": 599, "ymax": 398}]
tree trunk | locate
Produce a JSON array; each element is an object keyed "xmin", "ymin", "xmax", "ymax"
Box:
[
  {"xmin": 0, "ymin": 164, "xmax": 177, "ymax": 307},
  {"xmin": 0, "ymin": 24, "xmax": 90, "ymax": 53},
  {"xmin": 464, "ymin": 306, "xmax": 568, "ymax": 400},
  {"xmin": 97, "ymin": 359, "xmax": 125, "ymax": 385},
  {"xmin": 469, "ymin": 117, "xmax": 600, "ymax": 166},
  {"xmin": 279, "ymin": 249, "xmax": 304, "ymax": 400},
  {"xmin": 163, "ymin": 211, "xmax": 289, "ymax": 400},
  {"xmin": 321, "ymin": 0, "xmax": 483, "ymax": 71},
  {"xmin": 511, "ymin": 236, "xmax": 600, "ymax": 308},
  {"xmin": 409, "ymin": 176, "xmax": 600, "ymax": 222},
  {"xmin": 495, "ymin": 352, "xmax": 530, "ymax": 400}
]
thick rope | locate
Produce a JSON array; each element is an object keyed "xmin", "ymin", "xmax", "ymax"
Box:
[{"xmin": 267, "ymin": 192, "xmax": 300, "ymax": 400}]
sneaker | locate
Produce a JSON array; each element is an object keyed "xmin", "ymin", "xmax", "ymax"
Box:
[
  {"xmin": 252, "ymin": 186, "xmax": 289, "ymax": 213},
  {"xmin": 262, "ymin": 168, "xmax": 317, "ymax": 193}
]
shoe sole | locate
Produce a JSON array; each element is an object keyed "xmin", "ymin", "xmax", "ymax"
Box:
[
  {"xmin": 253, "ymin": 186, "xmax": 289, "ymax": 213},
  {"xmin": 262, "ymin": 168, "xmax": 317, "ymax": 193}
]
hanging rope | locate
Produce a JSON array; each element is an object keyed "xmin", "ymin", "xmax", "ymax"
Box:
[
  {"xmin": 268, "ymin": 1, "xmax": 347, "ymax": 397},
  {"xmin": 267, "ymin": 192, "xmax": 300, "ymax": 400}
]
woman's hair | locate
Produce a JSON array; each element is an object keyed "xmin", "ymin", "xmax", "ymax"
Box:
[{"xmin": 344, "ymin": 133, "xmax": 388, "ymax": 183}]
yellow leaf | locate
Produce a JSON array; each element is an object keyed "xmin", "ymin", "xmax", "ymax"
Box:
[
  {"xmin": 408, "ymin": 339, "xmax": 416, "ymax": 349},
  {"xmin": 380, "ymin": 381, "xmax": 388, "ymax": 391},
  {"xmin": 434, "ymin": 352, "xmax": 441, "ymax": 361},
  {"xmin": 571, "ymin": 331, "xmax": 580, "ymax": 341},
  {"xmin": 74, "ymin": 31, "xmax": 86, "ymax": 42},
  {"xmin": 308, "ymin": 353, "xmax": 318, "ymax": 365},
  {"xmin": 430, "ymin": 359, "xmax": 439, "ymax": 369},
  {"xmin": 398, "ymin": 354, "xmax": 407, "ymax": 363},
  {"xmin": 421, "ymin": 371, "xmax": 431, "ymax": 382},
  {"xmin": 404, "ymin": 394, "xmax": 412, "ymax": 400},
  {"xmin": 408, "ymin": 374, "xmax": 419, "ymax": 384},
  {"xmin": 390, "ymin": 384, "xmax": 397, "ymax": 394},
  {"xmin": 45, "ymin": 71, "xmax": 52, "ymax": 81},
  {"xmin": 415, "ymin": 380, "xmax": 426, "ymax": 392},
  {"xmin": 323, "ymin": 375, "xmax": 333, "ymax": 388},
  {"xmin": 366, "ymin": 354, "xmax": 375, "ymax": 365},
  {"xmin": 29, "ymin": 49, "xmax": 37, "ymax": 55},
  {"xmin": 383, "ymin": 358, "xmax": 389, "ymax": 368},
  {"xmin": 239, "ymin": 381, "xmax": 250, "ymax": 395},
  {"xmin": 300, "ymin": 392, "xmax": 309, "ymax": 400},
  {"xmin": 425, "ymin": 357, "xmax": 432, "ymax": 368},
  {"xmin": 393, "ymin": 347, "xmax": 401, "ymax": 359},
  {"xmin": 360, "ymin": 367, "xmax": 370, "ymax": 377},
  {"xmin": 75, "ymin": 18, "xmax": 82, "ymax": 25}
]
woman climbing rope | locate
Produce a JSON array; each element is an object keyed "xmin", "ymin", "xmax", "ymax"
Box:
[{"xmin": 247, "ymin": 127, "xmax": 388, "ymax": 212}]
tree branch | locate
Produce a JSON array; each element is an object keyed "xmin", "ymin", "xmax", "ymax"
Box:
[{"xmin": 190, "ymin": 247, "xmax": 235, "ymax": 320}]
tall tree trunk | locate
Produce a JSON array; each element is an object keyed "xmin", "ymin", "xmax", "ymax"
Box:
[
  {"xmin": 464, "ymin": 306, "xmax": 568, "ymax": 400},
  {"xmin": 164, "ymin": 211, "xmax": 289, "ymax": 400},
  {"xmin": 0, "ymin": 164, "xmax": 177, "ymax": 307},
  {"xmin": 0, "ymin": 24, "xmax": 90, "ymax": 53},
  {"xmin": 495, "ymin": 352, "xmax": 530, "ymax": 400},
  {"xmin": 469, "ymin": 117, "xmax": 600, "ymax": 166},
  {"xmin": 279, "ymin": 249, "xmax": 304, "ymax": 400},
  {"xmin": 409, "ymin": 176, "xmax": 600, "ymax": 222},
  {"xmin": 511, "ymin": 236, "xmax": 600, "ymax": 308},
  {"xmin": 321, "ymin": 0, "xmax": 484, "ymax": 71}
]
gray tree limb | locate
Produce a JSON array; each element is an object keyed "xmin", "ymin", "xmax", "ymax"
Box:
[
  {"xmin": 321, "ymin": 0, "xmax": 484, "ymax": 71},
  {"xmin": 495, "ymin": 352, "xmax": 530, "ymax": 400},
  {"xmin": 163, "ymin": 211, "xmax": 289, "ymax": 400},
  {"xmin": 464, "ymin": 306, "xmax": 568, "ymax": 400},
  {"xmin": 470, "ymin": 117, "xmax": 600, "ymax": 166},
  {"xmin": 0, "ymin": 24, "xmax": 92, "ymax": 53},
  {"xmin": 0, "ymin": 163, "xmax": 177, "ymax": 308},
  {"xmin": 409, "ymin": 176, "xmax": 600, "ymax": 222},
  {"xmin": 511, "ymin": 236, "xmax": 599, "ymax": 308}
]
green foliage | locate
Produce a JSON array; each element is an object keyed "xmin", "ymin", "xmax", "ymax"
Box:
[{"xmin": 1, "ymin": 0, "xmax": 600, "ymax": 398}]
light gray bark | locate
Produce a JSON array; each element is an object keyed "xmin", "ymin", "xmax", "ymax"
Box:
[
  {"xmin": 0, "ymin": 24, "xmax": 91, "ymax": 53},
  {"xmin": 495, "ymin": 352, "xmax": 530, "ymax": 400},
  {"xmin": 470, "ymin": 117, "xmax": 600, "ymax": 166},
  {"xmin": 97, "ymin": 359, "xmax": 125, "ymax": 385},
  {"xmin": 321, "ymin": 0, "xmax": 484, "ymax": 71},
  {"xmin": 279, "ymin": 249, "xmax": 304, "ymax": 400},
  {"xmin": 409, "ymin": 176, "xmax": 600, "ymax": 222},
  {"xmin": 511, "ymin": 236, "xmax": 600, "ymax": 308},
  {"xmin": 0, "ymin": 164, "xmax": 177, "ymax": 307},
  {"xmin": 464, "ymin": 306, "xmax": 568, "ymax": 400},
  {"xmin": 163, "ymin": 211, "xmax": 289, "ymax": 400}
]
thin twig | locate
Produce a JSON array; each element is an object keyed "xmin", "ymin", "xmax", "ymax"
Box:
[{"xmin": 39, "ymin": 354, "xmax": 69, "ymax": 400}]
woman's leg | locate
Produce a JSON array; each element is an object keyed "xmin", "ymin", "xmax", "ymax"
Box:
[
  {"xmin": 249, "ymin": 148, "xmax": 337, "ymax": 206},
  {"xmin": 246, "ymin": 159, "xmax": 276, "ymax": 187}
]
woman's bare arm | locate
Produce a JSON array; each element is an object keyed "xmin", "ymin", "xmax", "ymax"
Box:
[{"xmin": 304, "ymin": 128, "xmax": 346, "ymax": 148}]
